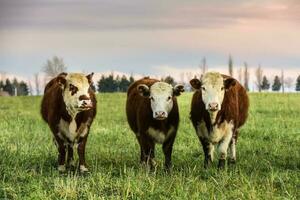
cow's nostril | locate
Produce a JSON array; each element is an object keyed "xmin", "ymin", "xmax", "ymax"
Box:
[{"xmin": 209, "ymin": 103, "xmax": 219, "ymax": 110}]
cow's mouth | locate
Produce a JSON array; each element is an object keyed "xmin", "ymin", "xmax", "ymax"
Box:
[
  {"xmin": 154, "ymin": 117, "xmax": 167, "ymax": 121},
  {"xmin": 79, "ymin": 105, "xmax": 93, "ymax": 110},
  {"xmin": 208, "ymin": 108, "xmax": 218, "ymax": 112}
]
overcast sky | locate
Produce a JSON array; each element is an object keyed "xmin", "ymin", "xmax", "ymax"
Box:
[{"xmin": 0, "ymin": 0, "xmax": 299, "ymax": 81}]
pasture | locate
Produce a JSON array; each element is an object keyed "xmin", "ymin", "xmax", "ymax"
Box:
[{"xmin": 0, "ymin": 93, "xmax": 299, "ymax": 199}]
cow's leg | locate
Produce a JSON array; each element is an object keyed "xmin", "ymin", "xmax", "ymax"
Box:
[
  {"xmin": 137, "ymin": 134, "xmax": 155, "ymax": 168},
  {"xmin": 54, "ymin": 135, "xmax": 66, "ymax": 172},
  {"xmin": 77, "ymin": 136, "xmax": 88, "ymax": 173},
  {"xmin": 199, "ymin": 137, "xmax": 214, "ymax": 168},
  {"xmin": 162, "ymin": 133, "xmax": 176, "ymax": 170},
  {"xmin": 67, "ymin": 144, "xmax": 75, "ymax": 169},
  {"xmin": 228, "ymin": 137, "xmax": 237, "ymax": 164},
  {"xmin": 218, "ymin": 128, "xmax": 233, "ymax": 169}
]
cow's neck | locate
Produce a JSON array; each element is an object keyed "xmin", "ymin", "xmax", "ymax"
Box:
[{"xmin": 209, "ymin": 111, "xmax": 218, "ymax": 124}]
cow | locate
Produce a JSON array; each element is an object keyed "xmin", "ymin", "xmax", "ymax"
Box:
[
  {"xmin": 41, "ymin": 72, "xmax": 97, "ymax": 173},
  {"xmin": 190, "ymin": 72, "xmax": 249, "ymax": 169},
  {"xmin": 126, "ymin": 77, "xmax": 184, "ymax": 169}
]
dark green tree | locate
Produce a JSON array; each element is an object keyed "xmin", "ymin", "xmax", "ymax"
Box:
[
  {"xmin": 163, "ymin": 75, "xmax": 176, "ymax": 86},
  {"xmin": 129, "ymin": 75, "xmax": 135, "ymax": 85},
  {"xmin": 261, "ymin": 76, "xmax": 270, "ymax": 91},
  {"xmin": 3, "ymin": 79, "xmax": 14, "ymax": 95},
  {"xmin": 228, "ymin": 55, "xmax": 233, "ymax": 76},
  {"xmin": 119, "ymin": 75, "xmax": 130, "ymax": 92},
  {"xmin": 97, "ymin": 73, "xmax": 118, "ymax": 92},
  {"xmin": 296, "ymin": 75, "xmax": 300, "ymax": 91},
  {"xmin": 272, "ymin": 76, "xmax": 281, "ymax": 91},
  {"xmin": 18, "ymin": 81, "xmax": 29, "ymax": 96},
  {"xmin": 0, "ymin": 80, "xmax": 3, "ymax": 90}
]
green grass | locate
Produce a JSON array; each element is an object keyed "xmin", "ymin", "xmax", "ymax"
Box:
[{"xmin": 0, "ymin": 93, "xmax": 299, "ymax": 199}]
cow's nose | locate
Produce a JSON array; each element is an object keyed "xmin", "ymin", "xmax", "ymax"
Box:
[
  {"xmin": 79, "ymin": 95, "xmax": 90, "ymax": 101},
  {"xmin": 208, "ymin": 102, "xmax": 219, "ymax": 111},
  {"xmin": 154, "ymin": 111, "xmax": 167, "ymax": 119}
]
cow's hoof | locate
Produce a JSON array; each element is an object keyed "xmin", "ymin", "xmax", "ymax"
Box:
[
  {"xmin": 218, "ymin": 159, "xmax": 226, "ymax": 169},
  {"xmin": 228, "ymin": 158, "xmax": 236, "ymax": 165},
  {"xmin": 204, "ymin": 159, "xmax": 212, "ymax": 169},
  {"xmin": 67, "ymin": 160, "xmax": 76, "ymax": 171},
  {"xmin": 164, "ymin": 162, "xmax": 172, "ymax": 173},
  {"xmin": 79, "ymin": 165, "xmax": 89, "ymax": 174},
  {"xmin": 58, "ymin": 165, "xmax": 66, "ymax": 173}
]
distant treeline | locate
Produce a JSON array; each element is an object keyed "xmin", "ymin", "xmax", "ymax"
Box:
[
  {"xmin": 0, "ymin": 79, "xmax": 29, "ymax": 96},
  {"xmin": 96, "ymin": 74, "xmax": 178, "ymax": 93},
  {"xmin": 96, "ymin": 74, "xmax": 135, "ymax": 93},
  {"xmin": 1, "ymin": 73, "xmax": 300, "ymax": 96}
]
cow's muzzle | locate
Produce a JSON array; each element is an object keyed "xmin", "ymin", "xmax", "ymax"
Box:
[{"xmin": 154, "ymin": 111, "xmax": 167, "ymax": 120}]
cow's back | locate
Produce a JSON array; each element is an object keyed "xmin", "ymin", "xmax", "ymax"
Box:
[{"xmin": 126, "ymin": 77, "xmax": 159, "ymax": 133}]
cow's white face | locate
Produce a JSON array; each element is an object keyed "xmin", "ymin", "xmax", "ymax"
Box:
[
  {"xmin": 190, "ymin": 72, "xmax": 236, "ymax": 121},
  {"xmin": 57, "ymin": 73, "xmax": 94, "ymax": 116},
  {"xmin": 137, "ymin": 82, "xmax": 184, "ymax": 120}
]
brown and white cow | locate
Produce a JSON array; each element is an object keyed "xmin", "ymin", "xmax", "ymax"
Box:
[
  {"xmin": 41, "ymin": 72, "xmax": 97, "ymax": 173},
  {"xmin": 190, "ymin": 72, "xmax": 249, "ymax": 168},
  {"xmin": 126, "ymin": 77, "xmax": 184, "ymax": 169}
]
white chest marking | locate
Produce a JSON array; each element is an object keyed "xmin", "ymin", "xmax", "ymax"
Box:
[
  {"xmin": 58, "ymin": 119, "xmax": 89, "ymax": 143},
  {"xmin": 147, "ymin": 126, "xmax": 175, "ymax": 144},
  {"xmin": 197, "ymin": 120, "xmax": 233, "ymax": 144}
]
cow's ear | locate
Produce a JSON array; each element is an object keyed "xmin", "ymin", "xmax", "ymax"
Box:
[
  {"xmin": 173, "ymin": 84, "xmax": 184, "ymax": 96},
  {"xmin": 137, "ymin": 84, "xmax": 150, "ymax": 97},
  {"xmin": 224, "ymin": 77, "xmax": 236, "ymax": 89},
  {"xmin": 57, "ymin": 73, "xmax": 67, "ymax": 88},
  {"xmin": 86, "ymin": 72, "xmax": 94, "ymax": 85},
  {"xmin": 190, "ymin": 78, "xmax": 201, "ymax": 90}
]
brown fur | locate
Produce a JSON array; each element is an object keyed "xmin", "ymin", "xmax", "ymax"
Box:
[
  {"xmin": 126, "ymin": 77, "xmax": 180, "ymax": 169},
  {"xmin": 190, "ymin": 74, "xmax": 249, "ymax": 167},
  {"xmin": 41, "ymin": 73, "xmax": 96, "ymax": 171}
]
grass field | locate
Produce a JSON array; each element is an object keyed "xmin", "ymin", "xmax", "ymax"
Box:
[{"xmin": 0, "ymin": 93, "xmax": 299, "ymax": 199}]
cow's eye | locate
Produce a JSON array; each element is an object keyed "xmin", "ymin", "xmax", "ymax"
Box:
[
  {"xmin": 167, "ymin": 96, "xmax": 171, "ymax": 101},
  {"xmin": 150, "ymin": 97, "xmax": 154, "ymax": 101},
  {"xmin": 201, "ymin": 87, "xmax": 206, "ymax": 91},
  {"xmin": 221, "ymin": 87, "xmax": 224, "ymax": 91},
  {"xmin": 69, "ymin": 84, "xmax": 78, "ymax": 95}
]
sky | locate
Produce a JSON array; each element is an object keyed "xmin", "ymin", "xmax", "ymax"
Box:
[{"xmin": 0, "ymin": 0, "xmax": 299, "ymax": 87}]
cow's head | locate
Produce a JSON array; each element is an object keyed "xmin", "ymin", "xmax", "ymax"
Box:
[
  {"xmin": 137, "ymin": 82, "xmax": 184, "ymax": 120},
  {"xmin": 190, "ymin": 72, "xmax": 235, "ymax": 120},
  {"xmin": 57, "ymin": 72, "xmax": 94, "ymax": 115}
]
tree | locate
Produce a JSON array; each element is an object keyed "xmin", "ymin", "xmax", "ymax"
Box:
[
  {"xmin": 0, "ymin": 80, "xmax": 3, "ymax": 90},
  {"xmin": 12, "ymin": 78, "xmax": 19, "ymax": 96},
  {"xmin": 163, "ymin": 75, "xmax": 176, "ymax": 86},
  {"xmin": 129, "ymin": 75, "xmax": 135, "ymax": 85},
  {"xmin": 97, "ymin": 73, "xmax": 118, "ymax": 93},
  {"xmin": 237, "ymin": 68, "xmax": 243, "ymax": 83},
  {"xmin": 281, "ymin": 70, "xmax": 285, "ymax": 93},
  {"xmin": 261, "ymin": 76, "xmax": 270, "ymax": 91},
  {"xmin": 43, "ymin": 56, "xmax": 67, "ymax": 78},
  {"xmin": 34, "ymin": 73, "xmax": 41, "ymax": 95},
  {"xmin": 200, "ymin": 57, "xmax": 207, "ymax": 76},
  {"xmin": 296, "ymin": 75, "xmax": 300, "ymax": 91},
  {"xmin": 272, "ymin": 76, "xmax": 281, "ymax": 91},
  {"xmin": 244, "ymin": 62, "xmax": 249, "ymax": 91},
  {"xmin": 255, "ymin": 65, "xmax": 263, "ymax": 92},
  {"xmin": 119, "ymin": 75, "xmax": 130, "ymax": 92},
  {"xmin": 228, "ymin": 55, "xmax": 233, "ymax": 76},
  {"xmin": 18, "ymin": 81, "xmax": 29, "ymax": 96},
  {"xmin": 3, "ymin": 79, "xmax": 14, "ymax": 96}
]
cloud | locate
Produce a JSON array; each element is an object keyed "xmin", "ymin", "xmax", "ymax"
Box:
[{"xmin": 1, "ymin": 0, "xmax": 300, "ymax": 31}]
